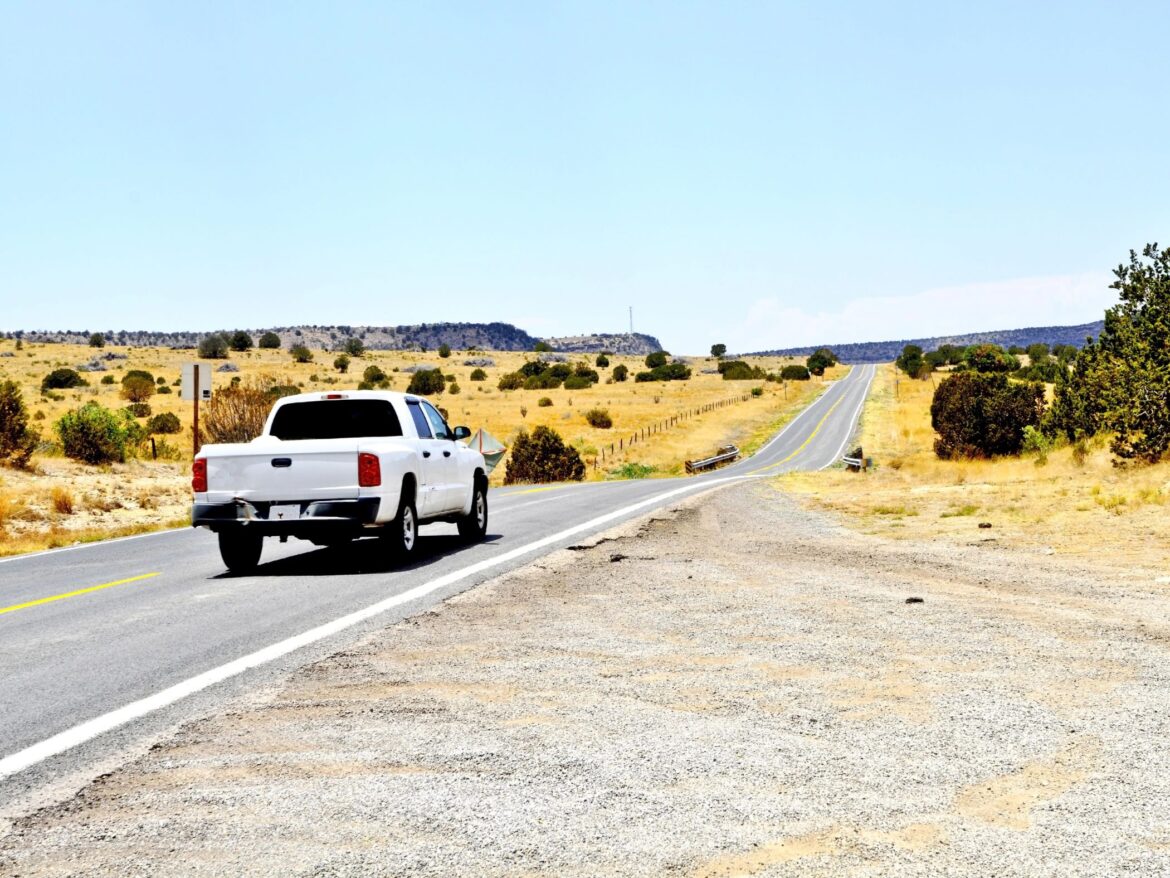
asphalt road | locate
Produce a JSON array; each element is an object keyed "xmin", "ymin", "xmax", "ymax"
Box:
[{"xmin": 0, "ymin": 364, "xmax": 874, "ymax": 805}]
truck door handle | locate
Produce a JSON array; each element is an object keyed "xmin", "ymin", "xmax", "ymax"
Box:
[
  {"xmin": 271, "ymin": 458, "xmax": 292, "ymax": 468},
  {"xmin": 443, "ymin": 451, "xmax": 451, "ymax": 457},
  {"xmin": 422, "ymin": 451, "xmax": 431, "ymax": 458}
]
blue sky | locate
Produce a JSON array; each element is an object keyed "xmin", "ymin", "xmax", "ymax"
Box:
[{"xmin": 2, "ymin": 2, "xmax": 1166, "ymax": 353}]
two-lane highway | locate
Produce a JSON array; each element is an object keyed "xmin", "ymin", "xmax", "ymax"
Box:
[{"xmin": 0, "ymin": 364, "xmax": 875, "ymax": 798}]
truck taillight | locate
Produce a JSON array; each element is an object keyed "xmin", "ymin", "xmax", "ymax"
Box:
[
  {"xmin": 192, "ymin": 458, "xmax": 208, "ymax": 493},
  {"xmin": 358, "ymin": 452, "xmax": 381, "ymax": 487}
]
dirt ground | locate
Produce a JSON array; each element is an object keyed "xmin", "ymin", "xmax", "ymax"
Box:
[{"xmin": 3, "ymin": 480, "xmax": 1169, "ymax": 876}]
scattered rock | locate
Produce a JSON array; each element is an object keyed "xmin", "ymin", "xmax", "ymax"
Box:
[
  {"xmin": 77, "ymin": 360, "xmax": 107, "ymax": 372},
  {"xmin": 217, "ymin": 363, "xmax": 240, "ymax": 372},
  {"xmin": 537, "ymin": 353, "xmax": 568, "ymax": 363},
  {"xmin": 0, "ymin": 351, "xmax": 14, "ymax": 358},
  {"xmin": 978, "ymin": 522, "xmax": 993, "ymax": 529},
  {"xmin": 609, "ymin": 553, "xmax": 628, "ymax": 563},
  {"xmin": 905, "ymin": 596, "xmax": 925, "ymax": 604},
  {"xmin": 462, "ymin": 358, "xmax": 495, "ymax": 367}
]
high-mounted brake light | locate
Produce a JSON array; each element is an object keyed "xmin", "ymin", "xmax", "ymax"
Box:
[
  {"xmin": 322, "ymin": 393, "xmax": 348, "ymax": 400},
  {"xmin": 358, "ymin": 452, "xmax": 381, "ymax": 487},
  {"xmin": 192, "ymin": 458, "xmax": 208, "ymax": 493}
]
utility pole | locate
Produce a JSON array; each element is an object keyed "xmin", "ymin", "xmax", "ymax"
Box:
[{"xmin": 629, "ymin": 306, "xmax": 633, "ymax": 334}]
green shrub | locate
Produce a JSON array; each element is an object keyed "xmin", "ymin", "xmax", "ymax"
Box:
[
  {"xmin": 806, "ymin": 347, "xmax": 837, "ymax": 376},
  {"xmin": 504, "ymin": 425, "xmax": 585, "ymax": 484},
  {"xmin": 610, "ymin": 462, "xmax": 654, "ymax": 479},
  {"xmin": 779, "ymin": 365, "xmax": 811, "ymax": 381},
  {"xmin": 56, "ymin": 403, "xmax": 142, "ymax": 464},
  {"xmin": 635, "ymin": 363, "xmax": 691, "ymax": 382},
  {"xmin": 533, "ymin": 341, "xmax": 552, "ymax": 352},
  {"xmin": 497, "ymin": 372, "xmax": 525, "ymax": 391},
  {"xmin": 198, "ymin": 334, "xmax": 230, "ymax": 359},
  {"xmin": 563, "ymin": 375, "xmax": 592, "ymax": 390},
  {"xmin": 100, "ymin": 374, "xmax": 116, "ymax": 385},
  {"xmin": 612, "ymin": 364, "xmax": 629, "ymax": 382},
  {"xmin": 146, "ymin": 412, "xmax": 182, "ymax": 434},
  {"xmin": 584, "ymin": 408, "xmax": 613, "ymax": 428},
  {"xmin": 751, "ymin": 387, "xmax": 764, "ymax": 397},
  {"xmin": 470, "ymin": 368, "xmax": 487, "ymax": 382},
  {"xmin": 343, "ymin": 337, "xmax": 365, "ymax": 357},
  {"xmin": 538, "ymin": 397, "xmax": 553, "ymax": 407},
  {"xmin": 42, "ymin": 368, "xmax": 86, "ymax": 391},
  {"xmin": 595, "ymin": 354, "xmax": 610, "ymax": 368},
  {"xmin": 448, "ymin": 382, "xmax": 461, "ymax": 395},
  {"xmin": 201, "ymin": 380, "xmax": 273, "ymax": 444},
  {"xmin": 362, "ymin": 364, "xmax": 387, "ymax": 384},
  {"xmin": 268, "ymin": 385, "xmax": 300, "ymax": 399},
  {"xmin": 438, "ymin": 344, "xmax": 451, "ymax": 358},
  {"xmin": 964, "ymin": 343, "xmax": 1019, "ymax": 373},
  {"xmin": 120, "ymin": 375, "xmax": 155, "ymax": 403},
  {"xmin": 719, "ymin": 360, "xmax": 765, "ymax": 380},
  {"xmin": 931, "ymin": 372, "xmax": 1046, "ymax": 459},
  {"xmin": 407, "ymin": 368, "xmax": 446, "ymax": 395},
  {"xmin": 230, "ymin": 331, "xmax": 253, "ymax": 352},
  {"xmin": 157, "ymin": 384, "xmax": 172, "ymax": 394},
  {"xmin": 1021, "ymin": 424, "xmax": 1053, "ymax": 465},
  {"xmin": 0, "ymin": 381, "xmax": 39, "ymax": 468},
  {"xmin": 290, "ymin": 344, "xmax": 313, "ymax": 363},
  {"xmin": 88, "ymin": 333, "xmax": 105, "ymax": 348},
  {"xmin": 645, "ymin": 351, "xmax": 668, "ymax": 369},
  {"xmin": 258, "ymin": 331, "xmax": 282, "ymax": 349},
  {"xmin": 125, "ymin": 402, "xmax": 152, "ymax": 418},
  {"xmin": 334, "ymin": 355, "xmax": 351, "ymax": 374}
]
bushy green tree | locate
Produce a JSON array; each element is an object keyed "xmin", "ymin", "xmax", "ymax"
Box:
[
  {"xmin": 612, "ymin": 364, "xmax": 629, "ymax": 382},
  {"xmin": 779, "ymin": 364, "xmax": 811, "ymax": 381},
  {"xmin": 1026, "ymin": 343, "xmax": 1050, "ymax": 364},
  {"xmin": 343, "ymin": 337, "xmax": 365, "ymax": 357},
  {"xmin": 504, "ymin": 425, "xmax": 585, "ymax": 484},
  {"xmin": 56, "ymin": 403, "xmax": 143, "ymax": 464},
  {"xmin": 0, "ymin": 381, "xmax": 39, "ymax": 468},
  {"xmin": 42, "ymin": 368, "xmax": 87, "ymax": 391},
  {"xmin": 469, "ymin": 368, "xmax": 487, "ymax": 381},
  {"xmin": 896, "ymin": 345, "xmax": 924, "ymax": 376},
  {"xmin": 533, "ymin": 341, "xmax": 551, "ymax": 352},
  {"xmin": 88, "ymin": 333, "xmax": 105, "ymax": 348},
  {"xmin": 289, "ymin": 344, "xmax": 313, "ymax": 363},
  {"xmin": 595, "ymin": 354, "xmax": 610, "ymax": 368},
  {"xmin": 407, "ymin": 368, "xmax": 446, "ymax": 395},
  {"xmin": 719, "ymin": 360, "xmax": 765, "ymax": 380},
  {"xmin": 806, "ymin": 348, "xmax": 838, "ymax": 376},
  {"xmin": 1049, "ymin": 244, "xmax": 1170, "ymax": 461},
  {"xmin": 198, "ymin": 333, "xmax": 230, "ymax": 359},
  {"xmin": 438, "ymin": 343, "xmax": 451, "ymax": 358},
  {"xmin": 258, "ymin": 331, "xmax": 282, "ymax": 349},
  {"xmin": 964, "ymin": 343, "xmax": 1019, "ymax": 373},
  {"xmin": 645, "ymin": 351, "xmax": 669, "ymax": 369},
  {"xmin": 333, "ymin": 354, "xmax": 350, "ymax": 374},
  {"xmin": 710, "ymin": 343, "xmax": 727, "ymax": 359},
  {"xmin": 931, "ymin": 372, "xmax": 1046, "ymax": 459},
  {"xmin": 120, "ymin": 375, "xmax": 155, "ymax": 404},
  {"xmin": 230, "ymin": 331, "xmax": 254, "ymax": 352}
]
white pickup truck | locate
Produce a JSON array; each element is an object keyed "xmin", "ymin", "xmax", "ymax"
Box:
[{"xmin": 191, "ymin": 391, "xmax": 489, "ymax": 572}]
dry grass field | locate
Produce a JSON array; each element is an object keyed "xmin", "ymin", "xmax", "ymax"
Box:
[
  {"xmin": 0, "ymin": 337, "xmax": 844, "ymax": 556},
  {"xmin": 782, "ymin": 363, "xmax": 1170, "ymax": 571}
]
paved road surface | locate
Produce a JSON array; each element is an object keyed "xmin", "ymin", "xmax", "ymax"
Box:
[{"xmin": 0, "ymin": 364, "xmax": 875, "ymax": 804}]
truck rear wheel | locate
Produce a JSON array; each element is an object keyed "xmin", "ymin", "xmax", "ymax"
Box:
[
  {"xmin": 218, "ymin": 529, "xmax": 263, "ymax": 573},
  {"xmin": 383, "ymin": 494, "xmax": 418, "ymax": 563},
  {"xmin": 457, "ymin": 481, "xmax": 488, "ymax": 542}
]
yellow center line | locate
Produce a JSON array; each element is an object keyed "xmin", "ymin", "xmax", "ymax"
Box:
[
  {"xmin": 499, "ymin": 485, "xmax": 566, "ymax": 496},
  {"xmin": 749, "ymin": 395, "xmax": 847, "ymax": 475},
  {"xmin": 0, "ymin": 573, "xmax": 161, "ymax": 617}
]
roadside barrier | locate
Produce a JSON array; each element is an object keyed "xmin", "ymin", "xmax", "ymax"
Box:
[{"xmin": 685, "ymin": 445, "xmax": 740, "ymax": 474}]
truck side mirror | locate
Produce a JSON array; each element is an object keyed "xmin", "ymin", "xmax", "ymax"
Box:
[{"xmin": 453, "ymin": 426, "xmax": 471, "ymax": 441}]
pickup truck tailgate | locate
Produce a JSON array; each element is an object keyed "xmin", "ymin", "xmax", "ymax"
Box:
[{"xmin": 204, "ymin": 439, "xmax": 361, "ymax": 503}]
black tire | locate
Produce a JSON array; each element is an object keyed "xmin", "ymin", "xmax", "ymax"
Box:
[
  {"xmin": 218, "ymin": 529, "xmax": 263, "ymax": 573},
  {"xmin": 457, "ymin": 481, "xmax": 488, "ymax": 542},
  {"xmin": 383, "ymin": 491, "xmax": 419, "ymax": 563}
]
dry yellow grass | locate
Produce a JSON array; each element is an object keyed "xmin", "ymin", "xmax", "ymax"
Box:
[
  {"xmin": 0, "ymin": 336, "xmax": 845, "ymax": 555},
  {"xmin": 782, "ymin": 364, "xmax": 1170, "ymax": 571}
]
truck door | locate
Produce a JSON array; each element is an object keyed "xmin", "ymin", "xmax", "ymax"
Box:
[
  {"xmin": 420, "ymin": 400, "xmax": 460, "ymax": 512},
  {"xmin": 405, "ymin": 399, "xmax": 449, "ymax": 517}
]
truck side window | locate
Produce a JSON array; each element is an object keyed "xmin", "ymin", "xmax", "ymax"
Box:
[
  {"xmin": 421, "ymin": 401, "xmax": 451, "ymax": 440},
  {"xmin": 406, "ymin": 401, "xmax": 432, "ymax": 439}
]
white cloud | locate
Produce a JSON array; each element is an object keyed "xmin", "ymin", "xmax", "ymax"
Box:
[{"xmin": 732, "ymin": 272, "xmax": 1117, "ymax": 352}]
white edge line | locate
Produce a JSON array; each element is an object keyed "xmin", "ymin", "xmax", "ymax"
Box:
[
  {"xmin": 0, "ymin": 474, "xmax": 745, "ymax": 781},
  {"xmin": 819, "ymin": 364, "xmax": 878, "ymax": 471},
  {"xmin": 0, "ymin": 527, "xmax": 187, "ymax": 566}
]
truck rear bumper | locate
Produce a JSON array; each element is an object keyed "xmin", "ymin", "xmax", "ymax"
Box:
[{"xmin": 192, "ymin": 498, "xmax": 381, "ymax": 536}]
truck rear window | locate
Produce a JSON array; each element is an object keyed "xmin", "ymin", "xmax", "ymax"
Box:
[{"xmin": 269, "ymin": 400, "xmax": 403, "ymax": 440}]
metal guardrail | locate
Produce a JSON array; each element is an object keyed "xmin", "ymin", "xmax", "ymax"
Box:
[
  {"xmin": 685, "ymin": 445, "xmax": 739, "ymax": 474},
  {"xmin": 842, "ymin": 446, "xmax": 870, "ymax": 472}
]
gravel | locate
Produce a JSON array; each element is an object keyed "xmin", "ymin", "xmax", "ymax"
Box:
[{"xmin": 3, "ymin": 482, "xmax": 1169, "ymax": 876}]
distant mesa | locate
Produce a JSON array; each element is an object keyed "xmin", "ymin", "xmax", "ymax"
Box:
[
  {"xmin": 5, "ymin": 323, "xmax": 664, "ymax": 355},
  {"xmin": 745, "ymin": 320, "xmax": 1106, "ymax": 364}
]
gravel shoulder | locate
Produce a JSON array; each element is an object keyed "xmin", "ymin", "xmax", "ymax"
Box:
[{"xmin": 3, "ymin": 480, "xmax": 1170, "ymax": 876}]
